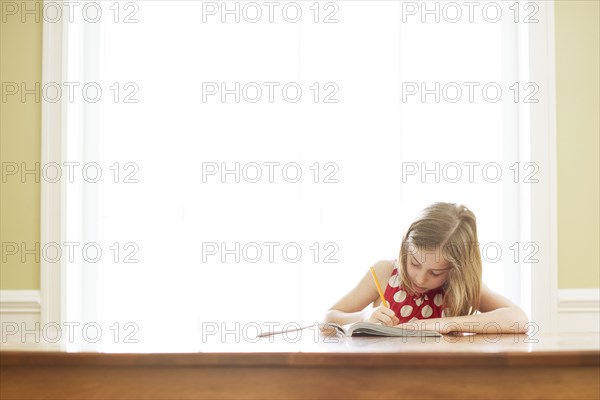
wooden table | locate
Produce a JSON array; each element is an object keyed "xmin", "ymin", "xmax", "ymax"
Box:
[{"xmin": 1, "ymin": 332, "xmax": 599, "ymax": 399}]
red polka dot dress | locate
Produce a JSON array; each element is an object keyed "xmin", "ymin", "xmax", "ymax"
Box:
[{"xmin": 383, "ymin": 260, "xmax": 446, "ymax": 323}]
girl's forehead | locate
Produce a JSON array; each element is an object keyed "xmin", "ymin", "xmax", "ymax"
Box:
[{"xmin": 406, "ymin": 246, "xmax": 450, "ymax": 268}]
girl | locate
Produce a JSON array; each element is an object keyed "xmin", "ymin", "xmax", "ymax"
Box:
[{"xmin": 324, "ymin": 202, "xmax": 529, "ymax": 334}]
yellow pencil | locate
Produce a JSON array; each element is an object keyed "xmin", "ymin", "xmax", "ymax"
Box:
[{"xmin": 370, "ymin": 266, "xmax": 389, "ymax": 308}]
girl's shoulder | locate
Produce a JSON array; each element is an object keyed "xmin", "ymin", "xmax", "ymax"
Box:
[{"xmin": 372, "ymin": 259, "xmax": 397, "ymax": 282}]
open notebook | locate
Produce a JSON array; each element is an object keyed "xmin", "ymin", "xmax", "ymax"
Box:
[
  {"xmin": 324, "ymin": 322, "xmax": 442, "ymax": 337},
  {"xmin": 257, "ymin": 322, "xmax": 442, "ymax": 338}
]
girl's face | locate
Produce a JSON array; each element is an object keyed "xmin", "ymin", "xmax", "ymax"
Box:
[{"xmin": 406, "ymin": 246, "xmax": 451, "ymax": 294}]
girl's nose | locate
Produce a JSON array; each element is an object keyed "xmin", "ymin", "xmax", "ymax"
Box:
[{"xmin": 415, "ymin": 273, "xmax": 427, "ymax": 286}]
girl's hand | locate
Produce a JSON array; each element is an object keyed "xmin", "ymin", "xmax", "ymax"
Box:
[
  {"xmin": 395, "ymin": 318, "xmax": 455, "ymax": 334},
  {"xmin": 366, "ymin": 306, "xmax": 399, "ymax": 326}
]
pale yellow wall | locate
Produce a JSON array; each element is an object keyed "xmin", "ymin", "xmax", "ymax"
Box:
[
  {"xmin": 555, "ymin": 0, "xmax": 600, "ymax": 289},
  {"xmin": 0, "ymin": 0, "xmax": 42, "ymax": 289},
  {"xmin": 0, "ymin": 1, "xmax": 598, "ymax": 290}
]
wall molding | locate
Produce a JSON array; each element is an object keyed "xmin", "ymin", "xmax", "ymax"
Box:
[
  {"xmin": 557, "ymin": 289, "xmax": 600, "ymax": 333},
  {"xmin": 558, "ymin": 289, "xmax": 600, "ymax": 313},
  {"xmin": 0, "ymin": 290, "xmax": 41, "ymax": 314},
  {"xmin": 1, "ymin": 290, "xmax": 42, "ymax": 344}
]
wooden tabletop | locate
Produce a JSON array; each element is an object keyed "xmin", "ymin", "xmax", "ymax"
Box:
[
  {"xmin": 2, "ymin": 332, "xmax": 599, "ymax": 400},
  {"xmin": 2, "ymin": 332, "xmax": 599, "ymax": 368}
]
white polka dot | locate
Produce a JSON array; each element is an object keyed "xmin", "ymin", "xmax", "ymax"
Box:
[
  {"xmin": 421, "ymin": 305, "xmax": 433, "ymax": 318},
  {"xmin": 393, "ymin": 290, "xmax": 407, "ymax": 303},
  {"xmin": 408, "ymin": 317, "xmax": 419, "ymax": 323},
  {"xmin": 400, "ymin": 305, "xmax": 413, "ymax": 317},
  {"xmin": 415, "ymin": 298, "xmax": 423, "ymax": 306},
  {"xmin": 388, "ymin": 275, "xmax": 400, "ymax": 288},
  {"xmin": 434, "ymin": 293, "xmax": 443, "ymax": 307}
]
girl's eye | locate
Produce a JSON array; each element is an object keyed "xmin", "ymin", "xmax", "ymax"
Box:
[{"xmin": 431, "ymin": 272, "xmax": 442, "ymax": 277}]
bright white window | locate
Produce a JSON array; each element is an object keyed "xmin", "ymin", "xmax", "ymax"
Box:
[{"xmin": 58, "ymin": 1, "xmax": 541, "ymax": 351}]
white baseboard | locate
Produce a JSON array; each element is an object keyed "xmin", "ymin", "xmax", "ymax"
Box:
[
  {"xmin": 557, "ymin": 289, "xmax": 600, "ymax": 333},
  {"xmin": 0, "ymin": 290, "xmax": 42, "ymax": 345}
]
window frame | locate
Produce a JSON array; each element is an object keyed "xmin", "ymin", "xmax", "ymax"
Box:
[{"xmin": 40, "ymin": 1, "xmax": 558, "ymax": 347}]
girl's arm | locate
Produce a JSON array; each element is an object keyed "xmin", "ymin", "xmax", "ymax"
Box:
[
  {"xmin": 397, "ymin": 282, "xmax": 530, "ymax": 334},
  {"xmin": 323, "ymin": 260, "xmax": 398, "ymax": 326}
]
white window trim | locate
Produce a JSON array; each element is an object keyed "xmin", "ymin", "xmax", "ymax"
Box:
[
  {"xmin": 40, "ymin": 1, "xmax": 65, "ymax": 337},
  {"xmin": 524, "ymin": 1, "xmax": 558, "ymax": 334},
  {"xmin": 39, "ymin": 1, "xmax": 559, "ymax": 337}
]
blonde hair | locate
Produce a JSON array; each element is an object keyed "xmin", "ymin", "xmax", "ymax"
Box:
[{"xmin": 398, "ymin": 202, "xmax": 482, "ymax": 317}]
